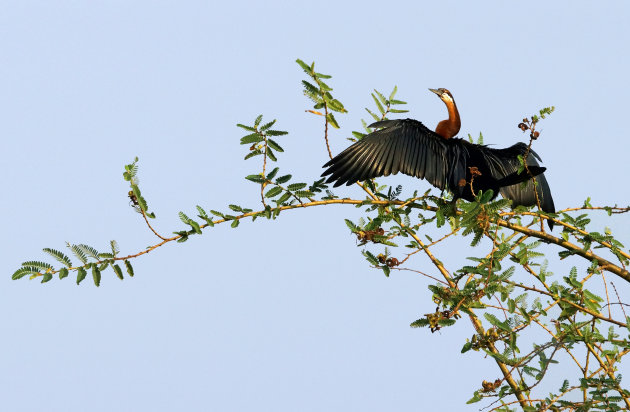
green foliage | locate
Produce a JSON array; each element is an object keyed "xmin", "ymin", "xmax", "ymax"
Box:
[
  {"xmin": 348, "ymin": 86, "xmax": 408, "ymax": 143},
  {"xmin": 297, "ymin": 59, "xmax": 347, "ymax": 129},
  {"xmin": 92, "ymin": 264, "xmax": 101, "ymax": 287},
  {"xmin": 532, "ymin": 106, "xmax": 555, "ymax": 123},
  {"xmin": 124, "ymin": 157, "xmax": 156, "ymax": 219},
  {"xmin": 265, "ymin": 187, "xmax": 283, "ymax": 198},
  {"xmin": 238, "ymin": 115, "xmax": 288, "ymax": 162},
  {"xmin": 179, "ymin": 211, "xmax": 202, "ymax": 234},
  {"xmin": 12, "ymin": 266, "xmax": 43, "ymax": 280},
  {"xmin": 21, "ymin": 261, "xmax": 53, "ymax": 271},
  {"xmin": 113, "ymin": 264, "xmax": 123, "ymax": 280},
  {"xmin": 68, "ymin": 243, "xmax": 88, "ymax": 264},
  {"xmin": 368, "ymin": 87, "xmax": 408, "ymax": 119},
  {"xmin": 196, "ymin": 205, "xmax": 215, "ymax": 226},
  {"xmin": 76, "ymin": 267, "xmax": 86, "ymax": 285},
  {"xmin": 122, "ymin": 156, "xmax": 139, "ymax": 183},
  {"xmin": 13, "ymin": 237, "xmax": 128, "ymax": 285},
  {"xmin": 467, "ymin": 132, "xmax": 484, "ymax": 145},
  {"xmin": 43, "ymin": 248, "xmax": 72, "ymax": 267},
  {"xmin": 77, "ymin": 244, "xmax": 100, "ymax": 260},
  {"xmin": 124, "ymin": 260, "xmax": 134, "ymax": 277}
]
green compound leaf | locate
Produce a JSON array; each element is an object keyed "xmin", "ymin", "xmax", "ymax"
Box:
[
  {"xmin": 43, "ymin": 248, "xmax": 73, "ymax": 267},
  {"xmin": 124, "ymin": 260, "xmax": 134, "ymax": 277},
  {"xmin": 92, "ymin": 265, "xmax": 101, "ymax": 287},
  {"xmin": 113, "ymin": 264, "xmax": 124, "ymax": 280},
  {"xmin": 76, "ymin": 267, "xmax": 87, "ymax": 285},
  {"xmin": 265, "ymin": 186, "xmax": 283, "ymax": 198}
]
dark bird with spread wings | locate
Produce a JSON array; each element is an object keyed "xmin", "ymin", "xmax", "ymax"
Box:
[{"xmin": 321, "ymin": 88, "xmax": 555, "ymax": 227}]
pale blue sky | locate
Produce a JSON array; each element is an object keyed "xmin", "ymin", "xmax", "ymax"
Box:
[{"xmin": 2, "ymin": 1, "xmax": 629, "ymax": 411}]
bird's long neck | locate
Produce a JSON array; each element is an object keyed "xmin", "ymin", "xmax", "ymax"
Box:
[{"xmin": 435, "ymin": 99, "xmax": 461, "ymax": 139}]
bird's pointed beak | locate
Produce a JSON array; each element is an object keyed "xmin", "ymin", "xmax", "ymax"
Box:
[{"xmin": 429, "ymin": 88, "xmax": 441, "ymax": 96}]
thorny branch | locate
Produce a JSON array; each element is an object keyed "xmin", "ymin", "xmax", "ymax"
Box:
[{"xmin": 18, "ymin": 77, "xmax": 630, "ymax": 410}]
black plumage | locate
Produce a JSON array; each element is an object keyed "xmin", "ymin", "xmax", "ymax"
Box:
[{"xmin": 321, "ymin": 118, "xmax": 555, "ymax": 227}]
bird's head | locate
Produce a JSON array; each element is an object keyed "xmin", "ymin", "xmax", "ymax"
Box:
[{"xmin": 429, "ymin": 88, "xmax": 454, "ymax": 104}]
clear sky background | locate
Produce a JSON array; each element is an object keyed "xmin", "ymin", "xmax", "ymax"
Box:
[{"xmin": 1, "ymin": 1, "xmax": 629, "ymax": 411}]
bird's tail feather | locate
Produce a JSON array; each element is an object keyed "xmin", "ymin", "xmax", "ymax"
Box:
[{"xmin": 495, "ymin": 166, "xmax": 546, "ymax": 187}]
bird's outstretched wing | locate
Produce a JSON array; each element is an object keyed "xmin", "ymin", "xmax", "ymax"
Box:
[
  {"xmin": 321, "ymin": 119, "xmax": 465, "ymax": 191},
  {"xmin": 482, "ymin": 143, "xmax": 555, "ymax": 214}
]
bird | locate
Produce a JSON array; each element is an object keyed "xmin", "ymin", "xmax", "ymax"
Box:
[{"xmin": 321, "ymin": 88, "xmax": 555, "ymax": 228}]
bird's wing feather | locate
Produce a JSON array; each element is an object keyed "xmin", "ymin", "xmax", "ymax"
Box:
[
  {"xmin": 322, "ymin": 119, "xmax": 456, "ymax": 189},
  {"xmin": 482, "ymin": 143, "xmax": 555, "ymax": 213}
]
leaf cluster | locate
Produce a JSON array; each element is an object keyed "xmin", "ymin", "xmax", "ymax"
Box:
[
  {"xmin": 12, "ymin": 240, "xmax": 133, "ymax": 286},
  {"xmin": 351, "ymin": 87, "xmax": 408, "ymax": 142},
  {"xmin": 124, "ymin": 157, "xmax": 156, "ymax": 219},
  {"xmin": 297, "ymin": 59, "xmax": 346, "ymax": 128},
  {"xmin": 238, "ymin": 114, "xmax": 288, "ymax": 163}
]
